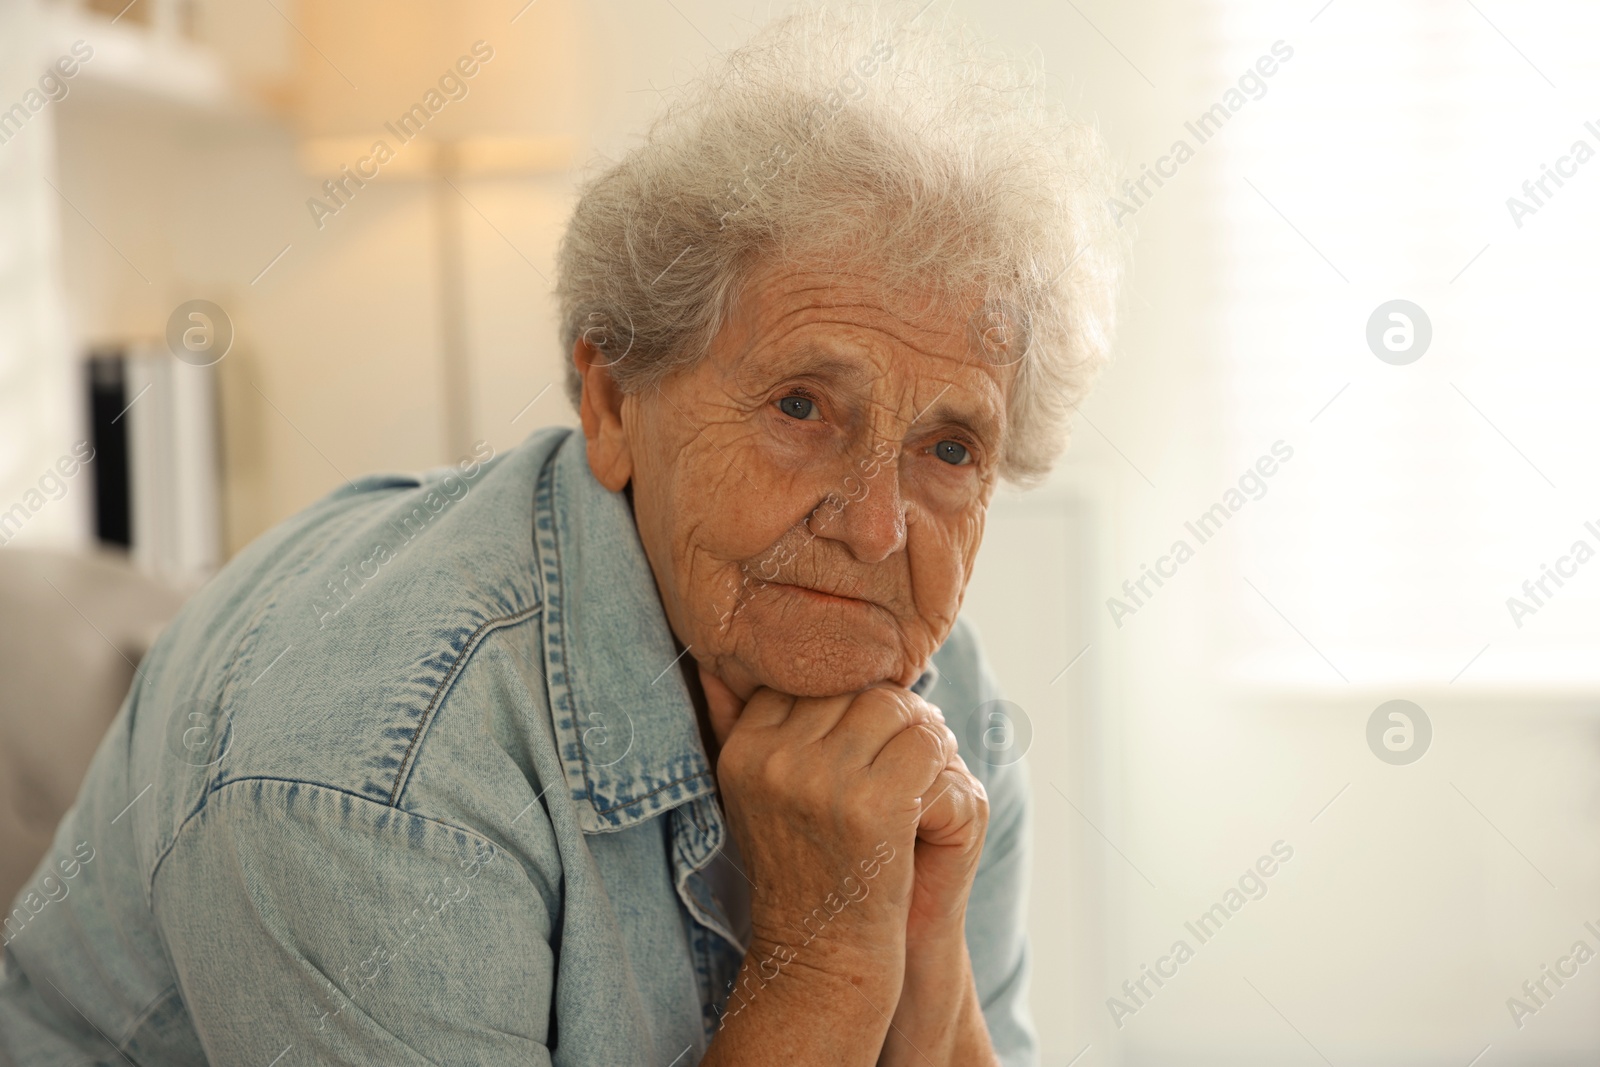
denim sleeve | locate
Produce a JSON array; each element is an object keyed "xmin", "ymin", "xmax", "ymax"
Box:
[{"xmin": 152, "ymin": 777, "xmax": 554, "ymax": 1065}]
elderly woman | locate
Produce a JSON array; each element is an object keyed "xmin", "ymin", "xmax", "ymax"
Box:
[{"xmin": 0, "ymin": 6, "xmax": 1116, "ymax": 1065}]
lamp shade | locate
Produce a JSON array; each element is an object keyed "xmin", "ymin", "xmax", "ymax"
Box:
[{"xmin": 290, "ymin": 0, "xmax": 585, "ymax": 150}]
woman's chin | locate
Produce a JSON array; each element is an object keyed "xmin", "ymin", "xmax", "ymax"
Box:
[
  {"xmin": 751, "ymin": 659, "xmax": 899, "ymax": 698},
  {"xmin": 722, "ymin": 604, "xmax": 918, "ymax": 698}
]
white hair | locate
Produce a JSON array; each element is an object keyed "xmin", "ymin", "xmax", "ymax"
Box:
[{"xmin": 556, "ymin": 2, "xmax": 1123, "ymax": 482}]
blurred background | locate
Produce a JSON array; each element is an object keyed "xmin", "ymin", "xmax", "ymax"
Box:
[{"xmin": 2, "ymin": 0, "xmax": 1598, "ymax": 1063}]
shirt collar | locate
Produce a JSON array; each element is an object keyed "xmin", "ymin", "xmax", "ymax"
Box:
[{"xmin": 533, "ymin": 431, "xmax": 717, "ymax": 833}]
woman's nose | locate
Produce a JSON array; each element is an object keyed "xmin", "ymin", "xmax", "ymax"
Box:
[{"xmin": 805, "ymin": 463, "xmax": 907, "ymax": 565}]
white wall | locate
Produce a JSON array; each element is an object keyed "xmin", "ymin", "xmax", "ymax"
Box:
[
  {"xmin": 952, "ymin": 3, "xmax": 1600, "ymax": 1065},
  {"xmin": 0, "ymin": 0, "xmax": 86, "ymax": 551}
]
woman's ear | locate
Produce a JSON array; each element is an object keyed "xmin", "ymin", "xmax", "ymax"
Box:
[{"xmin": 574, "ymin": 336, "xmax": 634, "ymax": 491}]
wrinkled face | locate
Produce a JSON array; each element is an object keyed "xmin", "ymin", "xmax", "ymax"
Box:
[{"xmin": 616, "ymin": 261, "xmax": 1016, "ymax": 699}]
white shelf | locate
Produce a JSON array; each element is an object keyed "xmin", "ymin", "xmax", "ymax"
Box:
[{"xmin": 44, "ymin": 6, "xmax": 238, "ymax": 115}]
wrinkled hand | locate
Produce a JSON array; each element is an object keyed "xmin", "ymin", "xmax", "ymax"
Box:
[
  {"xmin": 903, "ymin": 732, "xmax": 987, "ymax": 945},
  {"xmin": 699, "ymin": 670, "xmax": 998, "ymax": 1066},
  {"xmin": 701, "ymin": 670, "xmax": 988, "ymax": 960}
]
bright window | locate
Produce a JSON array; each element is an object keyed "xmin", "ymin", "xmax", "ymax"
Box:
[{"xmin": 1211, "ymin": 0, "xmax": 1600, "ymax": 687}]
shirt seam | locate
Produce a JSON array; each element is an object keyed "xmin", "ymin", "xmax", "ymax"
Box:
[
  {"xmin": 117, "ymin": 983, "xmax": 180, "ymax": 1054},
  {"xmin": 387, "ymin": 602, "xmax": 544, "ymax": 806},
  {"xmin": 149, "ymin": 775, "xmax": 505, "ymax": 895},
  {"xmin": 591, "ymin": 769, "xmax": 715, "ymax": 817}
]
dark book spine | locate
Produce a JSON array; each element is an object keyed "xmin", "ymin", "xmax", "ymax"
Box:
[{"xmin": 86, "ymin": 350, "xmax": 131, "ymax": 547}]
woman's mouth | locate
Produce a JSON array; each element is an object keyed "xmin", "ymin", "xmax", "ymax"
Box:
[{"xmin": 772, "ymin": 581, "xmax": 875, "ymax": 609}]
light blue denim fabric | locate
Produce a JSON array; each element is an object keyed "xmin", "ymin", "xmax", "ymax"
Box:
[{"xmin": 1, "ymin": 426, "xmax": 1036, "ymax": 1066}]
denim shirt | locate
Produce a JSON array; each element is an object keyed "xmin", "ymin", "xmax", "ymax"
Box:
[{"xmin": 1, "ymin": 426, "xmax": 1037, "ymax": 1066}]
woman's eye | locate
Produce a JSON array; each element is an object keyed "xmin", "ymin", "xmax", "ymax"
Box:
[
  {"xmin": 777, "ymin": 395, "xmax": 818, "ymax": 420},
  {"xmin": 933, "ymin": 440, "xmax": 971, "ymax": 466}
]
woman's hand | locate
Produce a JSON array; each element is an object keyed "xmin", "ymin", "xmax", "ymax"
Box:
[
  {"xmin": 698, "ymin": 669, "xmax": 997, "ymax": 1065},
  {"xmin": 905, "ymin": 750, "xmax": 988, "ymax": 940},
  {"xmin": 886, "ymin": 732, "xmax": 998, "ymax": 1066},
  {"xmin": 710, "ymin": 676, "xmax": 954, "ymax": 972}
]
